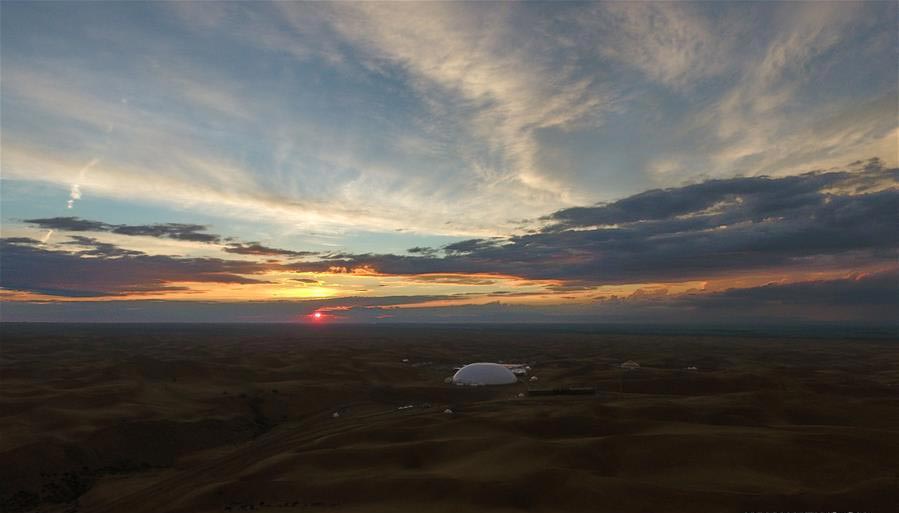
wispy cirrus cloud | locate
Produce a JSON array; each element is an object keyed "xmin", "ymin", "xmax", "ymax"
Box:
[
  {"xmin": 310, "ymin": 2, "xmax": 617, "ymax": 201},
  {"xmin": 2, "ymin": 1, "xmax": 895, "ymax": 238},
  {"xmin": 581, "ymin": 2, "xmax": 737, "ymax": 90},
  {"xmin": 653, "ymin": 2, "xmax": 897, "ymax": 183}
]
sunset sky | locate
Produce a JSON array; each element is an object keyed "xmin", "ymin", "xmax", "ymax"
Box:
[{"xmin": 1, "ymin": 1, "xmax": 897, "ymax": 323}]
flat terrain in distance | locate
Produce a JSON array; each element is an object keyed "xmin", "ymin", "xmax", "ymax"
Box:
[{"xmin": 1, "ymin": 323, "xmax": 898, "ymax": 513}]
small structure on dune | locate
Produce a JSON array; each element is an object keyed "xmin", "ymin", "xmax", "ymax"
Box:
[
  {"xmin": 620, "ymin": 360, "xmax": 641, "ymax": 370},
  {"xmin": 452, "ymin": 362, "xmax": 518, "ymax": 386}
]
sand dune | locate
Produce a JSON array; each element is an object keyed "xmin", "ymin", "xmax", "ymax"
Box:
[{"xmin": 1, "ymin": 324, "xmax": 897, "ymax": 512}]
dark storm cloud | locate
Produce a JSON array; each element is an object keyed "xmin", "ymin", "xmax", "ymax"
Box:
[
  {"xmin": 0, "ymin": 238, "xmax": 271, "ymax": 297},
  {"xmin": 24, "ymin": 217, "xmax": 222, "ymax": 243},
  {"xmin": 285, "ymin": 163, "xmax": 899, "ymax": 285},
  {"xmin": 223, "ymin": 242, "xmax": 317, "ymax": 258}
]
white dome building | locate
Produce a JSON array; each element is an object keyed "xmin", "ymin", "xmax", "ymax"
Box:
[{"xmin": 452, "ymin": 363, "xmax": 518, "ymax": 386}]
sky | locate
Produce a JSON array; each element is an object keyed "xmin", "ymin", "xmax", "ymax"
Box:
[{"xmin": 1, "ymin": 1, "xmax": 897, "ymax": 324}]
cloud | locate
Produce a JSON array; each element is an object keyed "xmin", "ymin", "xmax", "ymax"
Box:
[
  {"xmin": 1, "ymin": 162, "xmax": 897, "ymax": 325},
  {"xmin": 581, "ymin": 2, "xmax": 735, "ymax": 89},
  {"xmin": 22, "ymin": 218, "xmax": 319, "ymax": 258},
  {"xmin": 24, "ymin": 217, "xmax": 108, "ymax": 232},
  {"xmin": 24, "ymin": 217, "xmax": 221, "ymax": 243},
  {"xmin": 223, "ymin": 243, "xmax": 317, "ymax": 258},
  {"xmin": 2, "ymin": 1, "xmax": 894, "ymax": 240},
  {"xmin": 282, "ymin": 163, "xmax": 898, "ymax": 285},
  {"xmin": 65, "ymin": 269, "xmax": 883, "ymax": 325},
  {"xmin": 682, "ymin": 2, "xmax": 898, "ymax": 180},
  {"xmin": 318, "ymin": 270, "xmax": 899, "ymax": 324},
  {"xmin": 408, "ymin": 275, "xmax": 497, "ymax": 286},
  {"xmin": 300, "ymin": 1, "xmax": 617, "ymax": 201},
  {"xmin": 679, "ymin": 269, "xmax": 899, "ymax": 308},
  {"xmin": 577, "ymin": 269, "xmax": 899, "ymax": 324},
  {"xmin": 0, "ymin": 238, "xmax": 270, "ymax": 297},
  {"xmin": 0, "ymin": 294, "xmax": 456, "ymax": 322},
  {"xmin": 111, "ymin": 223, "xmax": 220, "ymax": 243},
  {"xmin": 66, "ymin": 157, "xmax": 99, "ymax": 209},
  {"xmin": 2, "ymin": 237, "xmax": 41, "ymax": 245},
  {"xmin": 443, "ymin": 238, "xmax": 505, "ymax": 255},
  {"xmin": 66, "ymin": 184, "xmax": 80, "ymax": 209},
  {"xmin": 545, "ymin": 158, "xmax": 898, "ymax": 229},
  {"xmin": 1, "ymin": 2, "xmax": 895, "ymax": 324},
  {"xmin": 5, "ymin": 163, "xmax": 896, "ymax": 302},
  {"xmin": 63, "ymin": 235, "xmax": 146, "ymax": 258},
  {"xmin": 407, "ymin": 246, "xmax": 437, "ymax": 256}
]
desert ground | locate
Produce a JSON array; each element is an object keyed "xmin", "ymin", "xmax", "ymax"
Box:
[{"xmin": 1, "ymin": 323, "xmax": 898, "ymax": 513}]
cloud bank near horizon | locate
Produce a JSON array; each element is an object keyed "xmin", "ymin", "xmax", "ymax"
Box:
[
  {"xmin": 2, "ymin": 270, "xmax": 896, "ymax": 326},
  {"xmin": 3, "ymin": 164, "xmax": 897, "ymax": 323}
]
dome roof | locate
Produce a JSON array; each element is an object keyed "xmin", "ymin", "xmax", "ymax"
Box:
[{"xmin": 452, "ymin": 363, "xmax": 518, "ymax": 386}]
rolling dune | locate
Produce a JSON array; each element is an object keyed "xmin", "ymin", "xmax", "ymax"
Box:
[{"xmin": 1, "ymin": 324, "xmax": 897, "ymax": 512}]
